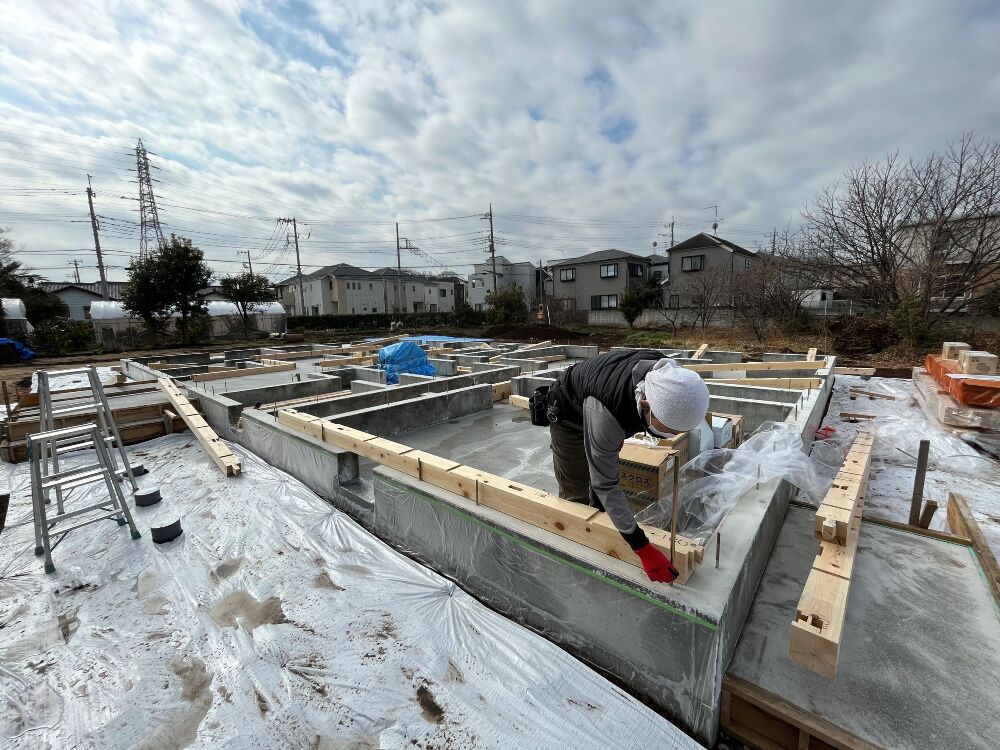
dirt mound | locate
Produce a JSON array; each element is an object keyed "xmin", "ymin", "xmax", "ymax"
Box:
[
  {"xmin": 482, "ymin": 323, "xmax": 587, "ymax": 341},
  {"xmin": 826, "ymin": 315, "xmax": 898, "ymax": 356}
]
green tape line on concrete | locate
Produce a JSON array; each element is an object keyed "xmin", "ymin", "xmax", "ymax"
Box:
[{"xmin": 380, "ymin": 475, "xmax": 720, "ymax": 632}]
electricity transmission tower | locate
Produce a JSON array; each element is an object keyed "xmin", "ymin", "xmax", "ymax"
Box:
[{"xmin": 136, "ymin": 139, "xmax": 165, "ymax": 258}]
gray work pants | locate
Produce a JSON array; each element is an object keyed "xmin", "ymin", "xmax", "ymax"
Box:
[{"xmin": 549, "ymin": 420, "xmax": 601, "ymax": 509}]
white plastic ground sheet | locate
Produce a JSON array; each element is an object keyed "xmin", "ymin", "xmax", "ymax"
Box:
[
  {"xmin": 0, "ymin": 434, "xmax": 699, "ymax": 749},
  {"xmin": 30, "ymin": 366, "xmax": 117, "ymax": 393}
]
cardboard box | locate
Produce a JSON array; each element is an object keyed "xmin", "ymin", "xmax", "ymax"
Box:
[
  {"xmin": 618, "ymin": 441, "xmax": 679, "ymax": 500},
  {"xmin": 958, "ymin": 350, "xmax": 998, "ymax": 375},
  {"xmin": 942, "ymin": 342, "xmax": 971, "ymax": 360},
  {"xmin": 711, "ymin": 416, "xmax": 733, "ymax": 448}
]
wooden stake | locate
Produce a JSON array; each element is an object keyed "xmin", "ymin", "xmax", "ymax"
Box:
[
  {"xmin": 670, "ymin": 452, "xmax": 679, "ymax": 579},
  {"xmin": 917, "ymin": 499, "xmax": 938, "ymax": 529},
  {"xmin": 908, "ymin": 439, "xmax": 930, "ymax": 526}
]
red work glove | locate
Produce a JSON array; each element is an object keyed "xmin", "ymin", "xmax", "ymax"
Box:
[{"xmin": 634, "ymin": 544, "xmax": 679, "ymax": 583}]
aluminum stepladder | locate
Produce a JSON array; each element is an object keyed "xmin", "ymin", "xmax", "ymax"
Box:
[
  {"xmin": 35, "ymin": 366, "xmax": 140, "ymax": 512},
  {"xmin": 29, "ymin": 423, "xmax": 142, "ymax": 573}
]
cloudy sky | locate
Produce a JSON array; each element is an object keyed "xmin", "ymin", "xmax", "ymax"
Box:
[{"xmin": 1, "ymin": 0, "xmax": 998, "ymax": 283}]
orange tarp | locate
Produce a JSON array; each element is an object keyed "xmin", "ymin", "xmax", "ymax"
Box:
[{"xmin": 924, "ymin": 355, "xmax": 1000, "ymax": 408}]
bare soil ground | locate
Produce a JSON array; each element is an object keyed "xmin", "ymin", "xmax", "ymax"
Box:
[{"xmin": 2, "ymin": 321, "xmax": 978, "ymax": 397}]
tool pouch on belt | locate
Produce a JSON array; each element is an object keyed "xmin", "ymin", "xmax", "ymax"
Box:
[{"xmin": 529, "ymin": 386, "xmax": 550, "ymax": 426}]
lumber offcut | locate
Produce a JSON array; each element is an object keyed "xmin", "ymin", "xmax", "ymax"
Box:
[
  {"xmin": 158, "ymin": 379, "xmax": 241, "ymax": 476},
  {"xmin": 791, "ymin": 433, "xmax": 872, "ymax": 678}
]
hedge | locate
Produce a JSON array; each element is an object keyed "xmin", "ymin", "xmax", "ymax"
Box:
[{"xmin": 286, "ymin": 310, "xmax": 488, "ymax": 331}]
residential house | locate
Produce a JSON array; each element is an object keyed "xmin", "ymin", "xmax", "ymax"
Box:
[
  {"xmin": 39, "ymin": 281, "xmax": 127, "ymax": 321},
  {"xmin": 659, "ymin": 233, "xmax": 756, "ymax": 327},
  {"xmin": 547, "ymin": 249, "xmax": 655, "ymax": 319},
  {"xmin": 277, "ymin": 264, "xmax": 387, "ymax": 316},
  {"xmin": 546, "ymin": 233, "xmax": 756, "ymax": 326},
  {"xmin": 467, "ymin": 256, "xmax": 539, "ymax": 311}
]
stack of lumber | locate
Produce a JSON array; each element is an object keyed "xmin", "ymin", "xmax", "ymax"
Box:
[
  {"xmin": 276, "ymin": 409, "xmax": 705, "ymax": 583},
  {"xmin": 924, "ymin": 354, "xmax": 1000, "ymax": 408},
  {"xmin": 789, "ymin": 432, "xmax": 873, "ymax": 678}
]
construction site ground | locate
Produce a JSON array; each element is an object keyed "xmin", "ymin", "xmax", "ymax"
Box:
[
  {"xmin": 0, "ymin": 433, "xmax": 698, "ymax": 749},
  {"xmin": 724, "ymin": 373, "xmax": 1000, "ymax": 749}
]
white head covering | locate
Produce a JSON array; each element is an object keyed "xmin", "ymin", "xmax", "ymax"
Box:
[{"xmin": 634, "ymin": 358, "xmax": 710, "ymax": 432}]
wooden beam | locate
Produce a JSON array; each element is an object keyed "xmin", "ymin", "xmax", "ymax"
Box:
[
  {"xmin": 517, "ymin": 340, "xmax": 553, "ymax": 351},
  {"xmin": 849, "ymin": 387, "xmax": 897, "ymax": 401},
  {"xmin": 833, "ymin": 366, "xmax": 876, "ymax": 376},
  {"xmin": 278, "ymin": 415, "xmax": 702, "ymax": 582},
  {"xmin": 683, "ymin": 360, "xmax": 827, "ymax": 374},
  {"xmin": 863, "ymin": 514, "xmax": 971, "ymax": 545},
  {"xmin": 691, "ymin": 343, "xmax": 709, "ymax": 359},
  {"xmin": 534, "ymin": 354, "xmax": 567, "ymax": 362},
  {"xmin": 840, "ymin": 412, "xmax": 876, "ymax": 422},
  {"xmin": 806, "ymin": 347, "xmax": 818, "ymax": 361},
  {"xmin": 721, "ymin": 675, "xmax": 882, "ymax": 750},
  {"xmin": 191, "ymin": 362, "xmax": 296, "ymax": 382},
  {"xmin": 158, "ymin": 379, "xmax": 241, "ymax": 476},
  {"xmin": 948, "ymin": 492, "xmax": 1000, "ymax": 605},
  {"xmin": 316, "ymin": 355, "xmax": 374, "ymax": 367},
  {"xmin": 491, "ymin": 381, "xmax": 512, "ymax": 402},
  {"xmin": 509, "ymin": 394, "xmax": 530, "ymax": 409},
  {"xmin": 792, "ymin": 434, "xmax": 872, "ymax": 678}
]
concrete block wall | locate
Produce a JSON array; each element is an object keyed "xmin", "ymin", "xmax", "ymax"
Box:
[{"xmin": 429, "ymin": 358, "xmax": 457, "ymax": 375}]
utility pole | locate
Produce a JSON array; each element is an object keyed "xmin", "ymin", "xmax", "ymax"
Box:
[
  {"xmin": 395, "ymin": 222, "xmax": 402, "ymax": 313},
  {"xmin": 238, "ymin": 249, "xmax": 254, "ymax": 277},
  {"xmin": 278, "ymin": 218, "xmax": 304, "ymax": 316},
  {"xmin": 488, "ymin": 203, "xmax": 497, "ymax": 291},
  {"xmin": 670, "ymin": 218, "xmax": 675, "ymax": 247},
  {"xmin": 771, "ymin": 227, "xmax": 777, "ymax": 253},
  {"xmin": 85, "ymin": 175, "xmax": 109, "ymax": 301},
  {"xmin": 71, "ymin": 259, "xmax": 81, "ymax": 283}
]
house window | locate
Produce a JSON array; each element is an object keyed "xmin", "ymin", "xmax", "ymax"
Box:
[
  {"xmin": 560, "ymin": 268, "xmax": 576, "ymax": 282},
  {"xmin": 439, "ymin": 289, "xmax": 447, "ymax": 297},
  {"xmin": 591, "ymin": 294, "xmax": 619, "ymax": 310},
  {"xmin": 329, "ymin": 279, "xmax": 333, "ymax": 290},
  {"xmin": 629, "ymin": 263, "xmax": 644, "ymax": 278},
  {"xmin": 412, "ymin": 286, "xmax": 416, "ymax": 292},
  {"xmin": 475, "ymin": 303, "xmax": 483, "ymax": 311},
  {"xmin": 653, "ymin": 270, "xmax": 663, "ymax": 281},
  {"xmin": 372, "ymin": 307, "xmax": 377, "ymax": 313},
  {"xmin": 744, "ymin": 259, "xmax": 751, "ymax": 269},
  {"xmin": 369, "ymin": 283, "xmax": 373, "ymax": 290},
  {"xmin": 668, "ymin": 295, "xmax": 680, "ymax": 308},
  {"xmin": 311, "ymin": 305, "xmax": 319, "ymax": 315},
  {"xmin": 600, "ymin": 263, "xmax": 618, "ymax": 279},
  {"xmin": 681, "ymin": 255, "xmax": 704, "ymax": 272},
  {"xmin": 83, "ymin": 305, "xmax": 92, "ymax": 319}
]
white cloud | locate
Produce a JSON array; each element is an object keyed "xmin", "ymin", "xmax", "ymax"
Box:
[{"xmin": 0, "ymin": 0, "xmax": 998, "ymax": 282}]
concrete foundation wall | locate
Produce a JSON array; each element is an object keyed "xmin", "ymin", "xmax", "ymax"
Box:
[
  {"xmin": 511, "ymin": 373, "xmax": 559, "ymax": 397},
  {"xmin": 334, "ymin": 385, "xmax": 493, "ymax": 437},
  {"xmin": 353, "ymin": 367, "xmax": 386, "ymax": 384},
  {"xmin": 706, "ymin": 382, "xmax": 804, "ymax": 404},
  {"xmin": 708, "ymin": 395, "xmax": 794, "ymax": 430},
  {"xmin": 429, "ymin": 358, "xmax": 457, "ymax": 375},
  {"xmin": 218, "ymin": 377, "xmax": 344, "ymax": 407},
  {"xmin": 351, "ymin": 380, "xmax": 387, "ymax": 393}
]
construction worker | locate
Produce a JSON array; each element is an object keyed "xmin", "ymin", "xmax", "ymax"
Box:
[{"xmin": 531, "ymin": 350, "xmax": 710, "ymax": 583}]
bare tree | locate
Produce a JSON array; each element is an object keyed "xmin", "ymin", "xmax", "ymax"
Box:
[
  {"xmin": 800, "ymin": 134, "xmax": 1000, "ymax": 330},
  {"xmin": 734, "ymin": 250, "xmax": 813, "ymax": 341},
  {"xmin": 681, "ymin": 265, "xmax": 730, "ymax": 330}
]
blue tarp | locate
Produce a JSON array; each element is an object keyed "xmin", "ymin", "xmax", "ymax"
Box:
[
  {"xmin": 0, "ymin": 338, "xmax": 35, "ymax": 361},
  {"xmin": 377, "ymin": 341, "xmax": 435, "ymax": 385}
]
